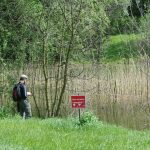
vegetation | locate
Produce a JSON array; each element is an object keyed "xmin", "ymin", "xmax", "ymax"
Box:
[
  {"xmin": 1, "ymin": 0, "xmax": 149, "ymax": 62},
  {"xmin": 102, "ymin": 34, "xmax": 142, "ymax": 61},
  {"xmin": 0, "ymin": 117, "xmax": 150, "ymax": 150},
  {"xmin": 128, "ymin": 0, "xmax": 150, "ymax": 18}
]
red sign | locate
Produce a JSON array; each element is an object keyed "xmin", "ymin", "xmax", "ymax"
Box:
[{"xmin": 71, "ymin": 96, "xmax": 85, "ymax": 108}]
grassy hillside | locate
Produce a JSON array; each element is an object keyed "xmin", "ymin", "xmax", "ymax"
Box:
[
  {"xmin": 102, "ymin": 34, "xmax": 142, "ymax": 62},
  {"xmin": 0, "ymin": 117, "xmax": 149, "ymax": 150}
]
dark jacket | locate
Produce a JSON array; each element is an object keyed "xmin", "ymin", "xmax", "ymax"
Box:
[{"xmin": 19, "ymin": 82, "xmax": 27, "ymax": 100}]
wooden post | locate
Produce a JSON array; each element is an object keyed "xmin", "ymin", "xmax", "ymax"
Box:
[{"xmin": 79, "ymin": 108, "xmax": 81, "ymax": 122}]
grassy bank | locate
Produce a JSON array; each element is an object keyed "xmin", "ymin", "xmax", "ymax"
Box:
[
  {"xmin": 0, "ymin": 117, "xmax": 149, "ymax": 150},
  {"xmin": 102, "ymin": 34, "xmax": 142, "ymax": 61}
]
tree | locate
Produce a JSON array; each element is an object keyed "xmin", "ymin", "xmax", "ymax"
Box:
[
  {"xmin": 34, "ymin": 0, "xmax": 109, "ymax": 117},
  {"xmin": 0, "ymin": 0, "xmax": 42, "ymax": 63},
  {"xmin": 1, "ymin": 0, "xmax": 109, "ymax": 117},
  {"xmin": 128, "ymin": 0, "xmax": 150, "ymax": 18},
  {"xmin": 104, "ymin": 0, "xmax": 138, "ymax": 35}
]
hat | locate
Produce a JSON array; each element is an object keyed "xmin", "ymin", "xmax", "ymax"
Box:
[{"xmin": 20, "ymin": 74, "xmax": 28, "ymax": 80}]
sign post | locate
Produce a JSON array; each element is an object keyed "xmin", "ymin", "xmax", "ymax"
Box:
[
  {"xmin": 71, "ymin": 95, "xmax": 85, "ymax": 122},
  {"xmin": 79, "ymin": 108, "xmax": 81, "ymax": 121}
]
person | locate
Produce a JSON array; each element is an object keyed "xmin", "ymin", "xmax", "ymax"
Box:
[{"xmin": 18, "ymin": 74, "xmax": 32, "ymax": 119}]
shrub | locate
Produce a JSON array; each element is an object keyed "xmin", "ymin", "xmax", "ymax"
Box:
[{"xmin": 78, "ymin": 111, "xmax": 98, "ymax": 126}]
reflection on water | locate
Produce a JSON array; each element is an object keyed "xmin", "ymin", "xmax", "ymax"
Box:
[{"xmin": 92, "ymin": 96, "xmax": 150, "ymax": 130}]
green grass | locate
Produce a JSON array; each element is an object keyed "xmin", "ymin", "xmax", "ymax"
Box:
[
  {"xmin": 0, "ymin": 117, "xmax": 149, "ymax": 150},
  {"xmin": 102, "ymin": 34, "xmax": 142, "ymax": 62}
]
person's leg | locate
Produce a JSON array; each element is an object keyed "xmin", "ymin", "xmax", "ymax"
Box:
[
  {"xmin": 19, "ymin": 101, "xmax": 24, "ymax": 117},
  {"xmin": 24, "ymin": 99, "xmax": 32, "ymax": 119}
]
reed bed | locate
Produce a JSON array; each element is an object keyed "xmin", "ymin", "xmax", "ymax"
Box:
[{"xmin": 0, "ymin": 59, "xmax": 150, "ymax": 130}]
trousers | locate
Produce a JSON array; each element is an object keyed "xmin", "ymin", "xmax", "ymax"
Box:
[{"xmin": 19, "ymin": 99, "xmax": 32, "ymax": 119}]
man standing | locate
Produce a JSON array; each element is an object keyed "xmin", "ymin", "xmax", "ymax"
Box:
[{"xmin": 18, "ymin": 74, "xmax": 32, "ymax": 119}]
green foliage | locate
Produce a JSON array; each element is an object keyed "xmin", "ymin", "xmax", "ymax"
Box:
[
  {"xmin": 102, "ymin": 34, "xmax": 142, "ymax": 61},
  {"xmin": 0, "ymin": 0, "xmax": 25, "ymax": 61},
  {"xmin": 0, "ymin": 62, "xmax": 17, "ymax": 103},
  {"xmin": 140, "ymin": 13, "xmax": 150, "ymax": 39},
  {"xmin": 104, "ymin": 0, "xmax": 133, "ymax": 34},
  {"xmin": 0, "ymin": 0, "xmax": 110, "ymax": 63},
  {"xmin": 0, "ymin": 0, "xmax": 43, "ymax": 62},
  {"xmin": 0, "ymin": 118, "xmax": 149, "ymax": 149},
  {"xmin": 78, "ymin": 111, "xmax": 98, "ymax": 126},
  {"xmin": 1, "ymin": 0, "xmax": 149, "ymax": 63},
  {"xmin": 128, "ymin": 0, "xmax": 150, "ymax": 18},
  {"xmin": 133, "ymin": 13, "xmax": 150, "ymax": 56}
]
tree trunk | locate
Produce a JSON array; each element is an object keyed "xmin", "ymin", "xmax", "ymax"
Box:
[{"xmin": 42, "ymin": 33, "xmax": 50, "ymax": 117}]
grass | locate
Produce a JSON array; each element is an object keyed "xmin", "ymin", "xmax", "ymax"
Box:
[
  {"xmin": 102, "ymin": 34, "xmax": 142, "ymax": 62},
  {"xmin": 71, "ymin": 34, "xmax": 142, "ymax": 63},
  {"xmin": 0, "ymin": 117, "xmax": 149, "ymax": 150}
]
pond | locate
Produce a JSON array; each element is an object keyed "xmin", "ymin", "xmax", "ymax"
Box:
[{"xmin": 0, "ymin": 61, "xmax": 150, "ymax": 130}]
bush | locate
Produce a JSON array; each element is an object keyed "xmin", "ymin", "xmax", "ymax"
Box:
[{"xmin": 78, "ymin": 111, "xmax": 98, "ymax": 126}]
